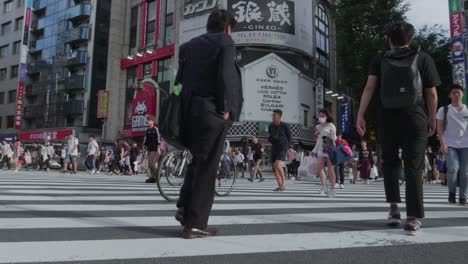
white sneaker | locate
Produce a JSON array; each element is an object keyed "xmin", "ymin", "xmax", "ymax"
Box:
[
  {"xmin": 366, "ymin": 180, "xmax": 370, "ymax": 185},
  {"xmin": 91, "ymin": 169, "xmax": 96, "ymax": 174},
  {"xmin": 327, "ymin": 189, "xmax": 336, "ymax": 198},
  {"xmin": 319, "ymin": 187, "xmax": 328, "ymax": 196},
  {"xmin": 334, "ymin": 183, "xmax": 339, "ymax": 189},
  {"xmin": 340, "ymin": 184, "xmax": 345, "ymax": 189}
]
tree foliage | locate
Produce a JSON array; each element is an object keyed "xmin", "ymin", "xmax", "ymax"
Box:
[{"xmin": 334, "ymin": 0, "xmax": 409, "ymax": 131}]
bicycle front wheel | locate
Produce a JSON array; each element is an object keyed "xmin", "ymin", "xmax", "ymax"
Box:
[
  {"xmin": 215, "ymin": 153, "xmax": 237, "ymax": 197},
  {"xmin": 156, "ymin": 150, "xmax": 186, "ymax": 202}
]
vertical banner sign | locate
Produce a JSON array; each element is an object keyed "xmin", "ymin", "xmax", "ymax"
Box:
[
  {"xmin": 340, "ymin": 102, "xmax": 350, "ymax": 135},
  {"xmin": 15, "ymin": 64, "xmax": 26, "ymax": 130},
  {"xmin": 315, "ymin": 78, "xmax": 324, "ymax": 117},
  {"xmin": 97, "ymin": 90, "xmax": 109, "ymax": 119},
  {"xmin": 449, "ymin": 0, "xmax": 468, "ymax": 102}
]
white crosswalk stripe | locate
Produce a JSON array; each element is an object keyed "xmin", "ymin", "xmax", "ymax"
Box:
[{"xmin": 0, "ymin": 170, "xmax": 466, "ymax": 263}]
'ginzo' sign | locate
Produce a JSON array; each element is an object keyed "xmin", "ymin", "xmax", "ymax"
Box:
[
  {"xmin": 184, "ymin": 0, "xmax": 219, "ymax": 18},
  {"xmin": 228, "ymin": 0, "xmax": 295, "ymax": 34}
]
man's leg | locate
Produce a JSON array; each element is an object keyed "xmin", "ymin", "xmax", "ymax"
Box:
[
  {"xmin": 183, "ymin": 112, "xmax": 228, "ymax": 230},
  {"xmin": 401, "ymin": 111, "xmax": 428, "ymax": 221},
  {"xmin": 458, "ymin": 148, "xmax": 468, "ymax": 203},
  {"xmin": 275, "ymin": 160, "xmax": 285, "ymax": 188},
  {"xmin": 446, "ymin": 148, "xmax": 460, "ymax": 202}
]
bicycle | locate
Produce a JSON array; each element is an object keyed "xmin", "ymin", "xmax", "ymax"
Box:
[{"xmin": 155, "ymin": 149, "xmax": 237, "ymax": 202}]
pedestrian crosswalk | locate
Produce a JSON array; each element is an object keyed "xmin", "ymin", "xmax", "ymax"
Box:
[{"xmin": 0, "ymin": 170, "xmax": 467, "ymax": 264}]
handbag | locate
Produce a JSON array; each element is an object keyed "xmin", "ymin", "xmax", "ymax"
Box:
[
  {"xmin": 370, "ymin": 166, "xmax": 379, "ymax": 179},
  {"xmin": 158, "ymin": 93, "xmax": 185, "ymax": 149}
]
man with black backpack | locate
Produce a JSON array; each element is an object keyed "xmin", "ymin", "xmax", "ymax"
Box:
[
  {"xmin": 436, "ymin": 84, "xmax": 468, "ymax": 206},
  {"xmin": 356, "ymin": 21, "xmax": 440, "ymax": 235}
]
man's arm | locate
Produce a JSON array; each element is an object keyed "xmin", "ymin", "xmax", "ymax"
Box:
[
  {"xmin": 285, "ymin": 125, "xmax": 292, "ymax": 144},
  {"xmin": 425, "ymin": 87, "xmax": 438, "ymax": 137},
  {"xmin": 216, "ymin": 39, "xmax": 237, "ymax": 120},
  {"xmin": 356, "ymin": 76, "xmax": 378, "ymax": 136},
  {"xmin": 436, "ymin": 117, "xmax": 448, "ymax": 154}
]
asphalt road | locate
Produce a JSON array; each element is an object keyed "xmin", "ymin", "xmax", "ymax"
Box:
[{"xmin": 0, "ymin": 170, "xmax": 467, "ymax": 264}]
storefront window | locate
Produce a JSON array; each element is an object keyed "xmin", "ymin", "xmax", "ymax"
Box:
[
  {"xmin": 143, "ymin": 62, "xmax": 153, "ymax": 78},
  {"xmin": 125, "ymin": 67, "xmax": 137, "ymax": 126},
  {"xmin": 157, "ymin": 59, "xmax": 172, "ymax": 83}
]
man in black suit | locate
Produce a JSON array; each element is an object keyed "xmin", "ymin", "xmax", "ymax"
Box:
[{"xmin": 175, "ymin": 9, "xmax": 243, "ymax": 239}]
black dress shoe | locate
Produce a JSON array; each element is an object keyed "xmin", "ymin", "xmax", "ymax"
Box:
[
  {"xmin": 449, "ymin": 192, "xmax": 456, "ymax": 204},
  {"xmin": 460, "ymin": 198, "xmax": 467, "ymax": 206},
  {"xmin": 145, "ymin": 177, "xmax": 156, "ymax": 183},
  {"xmin": 175, "ymin": 208, "xmax": 184, "ymax": 225},
  {"xmin": 182, "ymin": 228, "xmax": 219, "ymax": 239}
]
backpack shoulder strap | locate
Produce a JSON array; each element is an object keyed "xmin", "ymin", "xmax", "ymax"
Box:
[{"xmin": 443, "ymin": 105, "xmax": 449, "ymax": 131}]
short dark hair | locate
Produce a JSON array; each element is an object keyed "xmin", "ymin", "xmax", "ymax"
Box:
[
  {"xmin": 89, "ymin": 135, "xmax": 95, "ymax": 139},
  {"xmin": 385, "ymin": 21, "xmax": 415, "ymax": 46},
  {"xmin": 319, "ymin": 109, "xmax": 334, "ymax": 123},
  {"xmin": 207, "ymin": 9, "xmax": 237, "ymax": 33},
  {"xmin": 449, "ymin": 84, "xmax": 463, "ymax": 92},
  {"xmin": 273, "ymin": 109, "xmax": 283, "ymax": 117}
]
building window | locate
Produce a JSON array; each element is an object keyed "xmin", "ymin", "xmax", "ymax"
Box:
[
  {"xmin": 0, "ymin": 116, "xmax": 2, "ymax": 129},
  {"xmin": 164, "ymin": 0, "xmax": 175, "ymax": 46},
  {"xmin": 0, "ymin": 92, "xmax": 4, "ymax": 104},
  {"xmin": 125, "ymin": 67, "xmax": 137, "ymax": 126},
  {"xmin": 14, "ymin": 17, "xmax": 23, "ymax": 31},
  {"xmin": 12, "ymin": 41, "xmax": 20, "ymax": 55},
  {"xmin": 315, "ymin": 4, "xmax": 329, "ymax": 67},
  {"xmin": 10, "ymin": 65, "xmax": 18, "ymax": 78},
  {"xmin": 3, "ymin": 0, "xmax": 13, "ymax": 13},
  {"xmin": 6, "ymin": 116, "xmax": 14, "ymax": 129},
  {"xmin": 1, "ymin": 22, "xmax": 11, "ymax": 36},
  {"xmin": 8, "ymin": 90, "xmax": 16, "ymax": 103},
  {"xmin": 303, "ymin": 110, "xmax": 309, "ymax": 127},
  {"xmin": 146, "ymin": 0, "xmax": 157, "ymax": 46},
  {"xmin": 17, "ymin": 0, "xmax": 24, "ymax": 8},
  {"xmin": 129, "ymin": 6, "xmax": 139, "ymax": 53},
  {"xmin": 143, "ymin": 62, "xmax": 153, "ymax": 78},
  {"xmin": 0, "ymin": 45, "xmax": 8, "ymax": 58},
  {"xmin": 157, "ymin": 59, "xmax": 172, "ymax": 83},
  {"xmin": 0, "ymin": 68, "xmax": 6, "ymax": 81}
]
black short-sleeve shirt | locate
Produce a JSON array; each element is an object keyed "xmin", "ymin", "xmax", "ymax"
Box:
[{"xmin": 368, "ymin": 48, "xmax": 442, "ymax": 89}]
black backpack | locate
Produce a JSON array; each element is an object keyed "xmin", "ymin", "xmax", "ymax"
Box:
[{"xmin": 380, "ymin": 49, "xmax": 423, "ymax": 109}]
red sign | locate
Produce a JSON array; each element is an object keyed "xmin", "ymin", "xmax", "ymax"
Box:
[
  {"xmin": 20, "ymin": 129, "xmax": 74, "ymax": 142},
  {"xmin": 97, "ymin": 90, "xmax": 109, "ymax": 119},
  {"xmin": 451, "ymin": 13, "xmax": 463, "ymax": 39},
  {"xmin": 131, "ymin": 84, "xmax": 157, "ymax": 137},
  {"xmin": 122, "ymin": 128, "xmax": 133, "ymax": 139}
]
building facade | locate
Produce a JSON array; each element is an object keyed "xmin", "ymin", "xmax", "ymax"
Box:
[
  {"xmin": 18, "ymin": 0, "xmax": 111, "ymax": 143},
  {"xmin": 103, "ymin": 0, "xmax": 344, "ymax": 148},
  {"xmin": 103, "ymin": 0, "xmax": 177, "ymax": 142},
  {"xmin": 0, "ymin": 0, "xmax": 25, "ymax": 141}
]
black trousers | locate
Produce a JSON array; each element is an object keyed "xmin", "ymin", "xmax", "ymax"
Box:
[
  {"xmin": 380, "ymin": 106, "xmax": 427, "ymax": 218},
  {"xmin": 177, "ymin": 97, "xmax": 231, "ymax": 230},
  {"xmin": 0, "ymin": 156, "xmax": 11, "ymax": 170},
  {"xmin": 335, "ymin": 163, "xmax": 345, "ymax": 184}
]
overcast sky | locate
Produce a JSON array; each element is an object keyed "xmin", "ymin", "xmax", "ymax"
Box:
[{"xmin": 406, "ymin": 0, "xmax": 450, "ymax": 31}]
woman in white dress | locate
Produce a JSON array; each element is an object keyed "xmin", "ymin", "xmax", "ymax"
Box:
[{"xmin": 312, "ymin": 109, "xmax": 338, "ymax": 198}]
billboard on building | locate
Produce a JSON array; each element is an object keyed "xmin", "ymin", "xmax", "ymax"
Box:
[
  {"xmin": 180, "ymin": 0, "xmax": 314, "ymax": 56},
  {"xmin": 97, "ymin": 90, "xmax": 109, "ymax": 119},
  {"xmin": 227, "ymin": 0, "xmax": 313, "ymax": 55},
  {"xmin": 131, "ymin": 84, "xmax": 157, "ymax": 137},
  {"xmin": 241, "ymin": 53, "xmax": 300, "ymax": 124}
]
